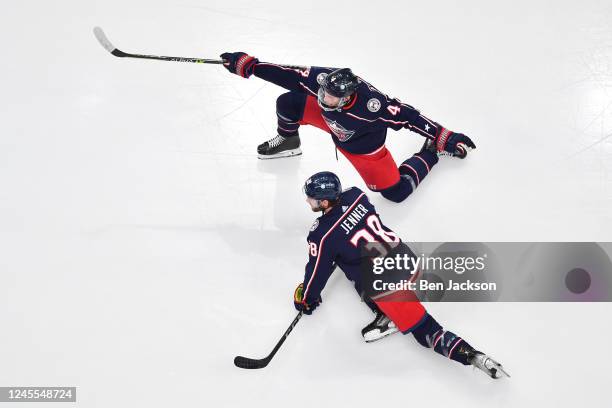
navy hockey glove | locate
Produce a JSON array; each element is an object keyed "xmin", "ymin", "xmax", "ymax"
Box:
[
  {"xmin": 220, "ymin": 52, "xmax": 259, "ymax": 78},
  {"xmin": 293, "ymin": 283, "xmax": 321, "ymax": 315},
  {"xmin": 435, "ymin": 128, "xmax": 476, "ymax": 156}
]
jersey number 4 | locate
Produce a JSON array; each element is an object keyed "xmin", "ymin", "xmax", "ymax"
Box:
[{"xmin": 386, "ymin": 105, "xmax": 401, "ymax": 116}]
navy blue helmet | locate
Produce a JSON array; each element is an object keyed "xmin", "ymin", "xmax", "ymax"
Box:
[
  {"xmin": 318, "ymin": 68, "xmax": 359, "ymax": 111},
  {"xmin": 303, "ymin": 171, "xmax": 342, "ymax": 201},
  {"xmin": 322, "ymin": 68, "xmax": 359, "ymax": 98}
]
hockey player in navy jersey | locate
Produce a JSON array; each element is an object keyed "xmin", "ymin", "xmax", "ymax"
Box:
[
  {"xmin": 220, "ymin": 52, "xmax": 476, "ymax": 203},
  {"xmin": 293, "ymin": 171, "xmax": 508, "ymax": 379}
]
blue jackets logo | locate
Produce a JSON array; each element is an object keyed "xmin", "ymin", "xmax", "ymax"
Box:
[{"xmin": 323, "ymin": 118, "xmax": 356, "ymax": 142}]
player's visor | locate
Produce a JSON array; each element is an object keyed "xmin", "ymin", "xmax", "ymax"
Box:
[{"xmin": 317, "ymin": 87, "xmax": 348, "ymax": 112}]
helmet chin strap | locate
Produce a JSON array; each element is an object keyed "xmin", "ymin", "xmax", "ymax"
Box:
[{"xmin": 335, "ymin": 96, "xmax": 351, "ymax": 110}]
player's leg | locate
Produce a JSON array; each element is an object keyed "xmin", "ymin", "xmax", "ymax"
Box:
[
  {"xmin": 374, "ymin": 297, "xmax": 508, "ymax": 378},
  {"xmin": 257, "ymin": 92, "xmax": 306, "ymax": 159},
  {"xmin": 373, "ymin": 293, "xmax": 427, "ymax": 336},
  {"xmin": 410, "ymin": 312, "xmax": 474, "ymax": 365},
  {"xmin": 298, "ymin": 95, "xmax": 333, "ymax": 132},
  {"xmin": 258, "ymin": 94, "xmax": 331, "ymax": 159},
  {"xmin": 361, "ymin": 298, "xmax": 399, "ymax": 342},
  {"xmin": 337, "ymin": 145, "xmax": 401, "ymax": 193},
  {"xmin": 381, "ymin": 139, "xmax": 440, "ymax": 202},
  {"xmin": 338, "ymin": 141, "xmax": 439, "ymax": 203},
  {"xmin": 361, "ymin": 243, "xmax": 419, "ymax": 342},
  {"xmin": 411, "ymin": 312, "xmax": 509, "ymax": 378}
]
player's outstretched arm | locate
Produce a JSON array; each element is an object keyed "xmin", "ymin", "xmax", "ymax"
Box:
[
  {"xmin": 382, "ymin": 98, "xmax": 476, "ymax": 155},
  {"xmin": 253, "ymin": 61, "xmax": 311, "ymax": 92},
  {"xmin": 220, "ymin": 51, "xmax": 326, "ymax": 93},
  {"xmin": 381, "ymin": 98, "xmax": 440, "ymax": 138}
]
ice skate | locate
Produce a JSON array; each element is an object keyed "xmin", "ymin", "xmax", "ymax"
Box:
[
  {"xmin": 257, "ymin": 134, "xmax": 302, "ymax": 159},
  {"xmin": 467, "ymin": 350, "xmax": 510, "ymax": 379},
  {"xmin": 361, "ymin": 311, "xmax": 399, "ymax": 343}
]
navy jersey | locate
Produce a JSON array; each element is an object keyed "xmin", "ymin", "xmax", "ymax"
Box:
[
  {"xmin": 302, "ymin": 187, "xmax": 405, "ymax": 305},
  {"xmin": 253, "ymin": 63, "xmax": 443, "ymax": 154}
]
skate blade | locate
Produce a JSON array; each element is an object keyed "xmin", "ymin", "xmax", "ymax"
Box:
[
  {"xmin": 257, "ymin": 148, "xmax": 302, "ymax": 160},
  {"xmin": 496, "ymin": 365, "xmax": 511, "ymax": 378},
  {"xmin": 481, "ymin": 363, "xmax": 510, "ymax": 379},
  {"xmin": 363, "ymin": 328, "xmax": 399, "ymax": 343}
]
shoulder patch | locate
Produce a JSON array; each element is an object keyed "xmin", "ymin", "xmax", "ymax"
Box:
[
  {"xmin": 367, "ymin": 98, "xmax": 381, "ymax": 112},
  {"xmin": 310, "ymin": 219, "xmax": 320, "ymax": 232}
]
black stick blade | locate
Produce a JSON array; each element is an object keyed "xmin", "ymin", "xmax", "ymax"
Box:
[
  {"xmin": 234, "ymin": 356, "xmax": 270, "ymax": 369},
  {"xmin": 233, "ymin": 312, "xmax": 302, "ymax": 370}
]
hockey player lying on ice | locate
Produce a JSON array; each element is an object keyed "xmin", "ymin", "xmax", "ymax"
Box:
[
  {"xmin": 293, "ymin": 171, "xmax": 508, "ymax": 378},
  {"xmin": 220, "ymin": 52, "xmax": 476, "ymax": 203}
]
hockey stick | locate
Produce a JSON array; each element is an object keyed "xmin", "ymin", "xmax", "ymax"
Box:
[
  {"xmin": 93, "ymin": 26, "xmax": 223, "ymax": 64},
  {"xmin": 93, "ymin": 27, "xmax": 307, "ymax": 70},
  {"xmin": 234, "ymin": 311, "xmax": 303, "ymax": 369}
]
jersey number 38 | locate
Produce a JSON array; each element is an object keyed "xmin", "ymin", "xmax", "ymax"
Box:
[{"xmin": 349, "ymin": 214, "xmax": 399, "ymax": 256}]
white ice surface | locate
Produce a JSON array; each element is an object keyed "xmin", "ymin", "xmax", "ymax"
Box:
[{"xmin": 1, "ymin": 0, "xmax": 612, "ymax": 407}]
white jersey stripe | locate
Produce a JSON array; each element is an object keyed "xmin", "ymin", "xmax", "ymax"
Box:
[
  {"xmin": 363, "ymin": 144, "xmax": 386, "ymax": 155},
  {"xmin": 345, "ymin": 111, "xmax": 409, "ymax": 126},
  {"xmin": 300, "ymin": 82, "xmax": 317, "ymax": 96},
  {"xmin": 256, "ymin": 62, "xmax": 297, "ymax": 72},
  {"xmin": 420, "ymin": 114, "xmax": 437, "ymax": 128}
]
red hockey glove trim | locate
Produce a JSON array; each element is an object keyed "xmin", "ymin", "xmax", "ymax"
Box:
[
  {"xmin": 436, "ymin": 127, "xmax": 453, "ymax": 152},
  {"xmin": 236, "ymin": 55, "xmax": 255, "ymax": 77}
]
